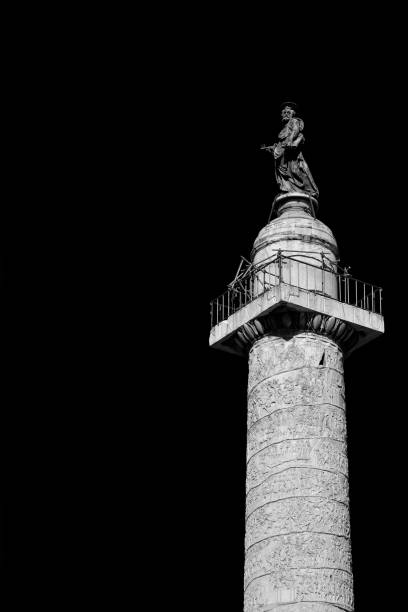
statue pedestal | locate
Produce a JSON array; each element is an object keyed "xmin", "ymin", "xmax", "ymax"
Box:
[{"xmin": 272, "ymin": 192, "xmax": 319, "ymax": 219}]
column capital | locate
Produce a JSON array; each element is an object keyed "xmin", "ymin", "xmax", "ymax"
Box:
[{"xmin": 234, "ymin": 308, "xmax": 358, "ymax": 355}]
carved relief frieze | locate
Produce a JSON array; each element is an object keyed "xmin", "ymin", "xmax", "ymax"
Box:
[
  {"xmin": 245, "ymin": 496, "xmax": 350, "ymax": 550},
  {"xmin": 247, "ymin": 367, "xmax": 345, "ymax": 428},
  {"xmin": 247, "ymin": 404, "xmax": 347, "ymax": 461},
  {"xmin": 246, "ymin": 436, "xmax": 348, "ymax": 491},
  {"xmin": 244, "ymin": 568, "xmax": 354, "ymax": 611},
  {"xmin": 244, "ymin": 532, "xmax": 352, "ymax": 590},
  {"xmin": 246, "ymin": 466, "xmax": 349, "ymax": 518}
]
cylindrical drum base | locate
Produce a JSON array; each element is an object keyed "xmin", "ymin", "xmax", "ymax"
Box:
[{"xmin": 244, "ymin": 333, "xmax": 353, "ymax": 611}]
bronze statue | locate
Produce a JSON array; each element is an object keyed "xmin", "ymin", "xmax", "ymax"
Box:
[{"xmin": 262, "ymin": 102, "xmax": 319, "ymax": 198}]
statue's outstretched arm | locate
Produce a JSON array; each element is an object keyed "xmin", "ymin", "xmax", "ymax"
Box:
[{"xmin": 260, "ymin": 144, "xmax": 275, "ymax": 154}]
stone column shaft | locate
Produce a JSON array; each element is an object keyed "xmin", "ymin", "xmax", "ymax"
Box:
[{"xmin": 244, "ymin": 333, "xmax": 353, "ymax": 612}]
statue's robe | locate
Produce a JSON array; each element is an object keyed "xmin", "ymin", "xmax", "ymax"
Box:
[{"xmin": 273, "ymin": 117, "xmax": 319, "ymax": 198}]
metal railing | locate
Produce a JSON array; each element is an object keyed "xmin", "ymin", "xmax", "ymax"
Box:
[{"xmin": 210, "ymin": 252, "xmax": 383, "ymax": 328}]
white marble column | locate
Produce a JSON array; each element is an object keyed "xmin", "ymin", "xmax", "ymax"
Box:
[{"xmin": 244, "ymin": 333, "xmax": 353, "ymax": 612}]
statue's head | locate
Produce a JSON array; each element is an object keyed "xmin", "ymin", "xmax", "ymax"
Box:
[{"xmin": 280, "ymin": 101, "xmax": 298, "ymax": 122}]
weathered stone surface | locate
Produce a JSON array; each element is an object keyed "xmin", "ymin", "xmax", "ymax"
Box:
[
  {"xmin": 244, "ymin": 568, "xmax": 353, "ymax": 611},
  {"xmin": 248, "ymin": 335, "xmax": 342, "ymax": 391},
  {"xmin": 246, "ymin": 466, "xmax": 348, "ymax": 518},
  {"xmin": 245, "ymin": 532, "xmax": 352, "ymax": 589},
  {"xmin": 247, "ymin": 404, "xmax": 347, "ymax": 461},
  {"xmin": 245, "ymin": 497, "xmax": 350, "ymax": 550},
  {"xmin": 251, "ymin": 202, "xmax": 338, "ymax": 268},
  {"xmin": 246, "ymin": 437, "xmax": 348, "ymax": 490},
  {"xmin": 248, "ymin": 606, "xmax": 348, "ymax": 612},
  {"xmin": 247, "ymin": 369, "xmax": 345, "ymax": 428},
  {"xmin": 244, "ymin": 334, "xmax": 353, "ymax": 611}
]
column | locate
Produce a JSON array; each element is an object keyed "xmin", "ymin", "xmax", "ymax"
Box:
[{"xmin": 244, "ymin": 332, "xmax": 354, "ymax": 611}]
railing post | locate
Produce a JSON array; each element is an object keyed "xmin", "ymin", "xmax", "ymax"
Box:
[
  {"xmin": 321, "ymin": 253, "xmax": 325, "ymax": 294},
  {"xmin": 278, "ymin": 250, "xmax": 282, "ymax": 284}
]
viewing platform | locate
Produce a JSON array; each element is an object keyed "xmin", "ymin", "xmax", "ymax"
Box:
[{"xmin": 209, "ymin": 251, "xmax": 384, "ymax": 358}]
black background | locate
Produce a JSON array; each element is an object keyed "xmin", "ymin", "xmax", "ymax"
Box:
[{"xmin": 1, "ymin": 18, "xmax": 407, "ymax": 610}]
